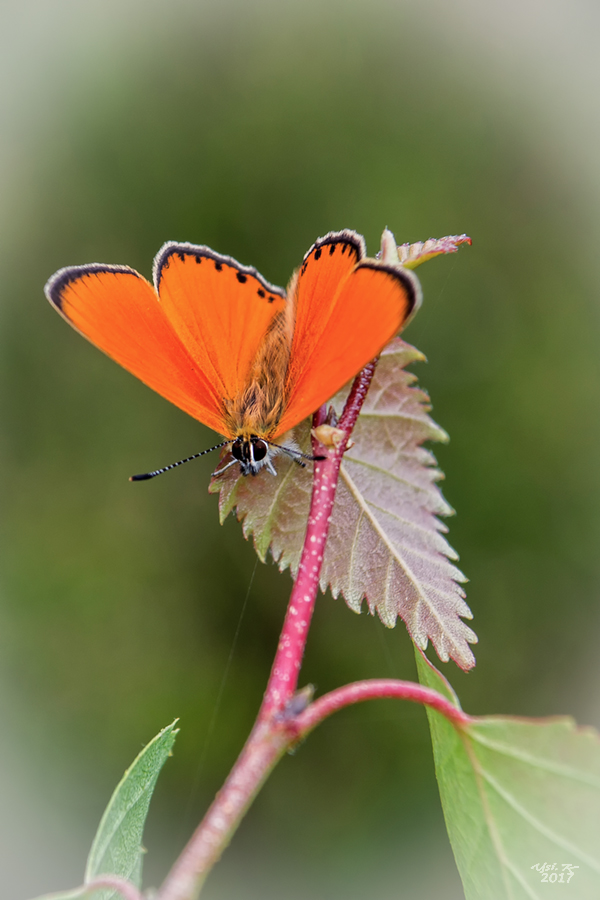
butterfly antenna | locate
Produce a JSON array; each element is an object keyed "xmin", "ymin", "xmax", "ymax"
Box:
[
  {"xmin": 130, "ymin": 441, "xmax": 230, "ymax": 481},
  {"xmin": 266, "ymin": 441, "xmax": 327, "ymax": 467}
]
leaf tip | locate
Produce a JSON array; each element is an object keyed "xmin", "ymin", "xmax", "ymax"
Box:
[{"xmin": 455, "ymin": 645, "xmax": 477, "ymax": 672}]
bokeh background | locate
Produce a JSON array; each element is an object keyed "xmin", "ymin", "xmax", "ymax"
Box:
[{"xmin": 2, "ymin": 1, "xmax": 600, "ymax": 898}]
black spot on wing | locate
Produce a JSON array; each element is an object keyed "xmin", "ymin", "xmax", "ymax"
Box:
[
  {"xmin": 152, "ymin": 241, "xmax": 286, "ymax": 298},
  {"xmin": 302, "ymin": 229, "xmax": 366, "ymax": 266},
  {"xmin": 44, "ymin": 263, "xmax": 142, "ymax": 311}
]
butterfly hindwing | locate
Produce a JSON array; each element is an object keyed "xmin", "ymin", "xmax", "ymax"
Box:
[
  {"xmin": 154, "ymin": 243, "xmax": 287, "ymax": 405},
  {"xmin": 45, "ymin": 264, "xmax": 227, "ymax": 434}
]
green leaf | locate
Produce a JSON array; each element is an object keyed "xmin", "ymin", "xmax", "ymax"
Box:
[
  {"xmin": 416, "ymin": 651, "xmax": 600, "ymax": 898},
  {"xmin": 211, "ymin": 338, "xmax": 476, "ymax": 670},
  {"xmin": 31, "ymin": 721, "xmax": 178, "ymax": 900}
]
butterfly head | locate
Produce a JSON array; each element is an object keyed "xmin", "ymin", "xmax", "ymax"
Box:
[{"xmin": 230, "ymin": 436, "xmax": 276, "ymax": 477}]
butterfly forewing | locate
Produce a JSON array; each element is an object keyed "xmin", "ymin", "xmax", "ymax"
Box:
[
  {"xmin": 288, "ymin": 231, "xmax": 365, "ymax": 367},
  {"xmin": 154, "ymin": 243, "xmax": 287, "ymax": 405},
  {"xmin": 276, "ymin": 256, "xmax": 421, "ymax": 436},
  {"xmin": 45, "ymin": 265, "xmax": 227, "ymax": 433}
]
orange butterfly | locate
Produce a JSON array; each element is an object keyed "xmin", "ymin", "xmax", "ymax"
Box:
[{"xmin": 45, "ymin": 230, "xmax": 421, "ymax": 478}]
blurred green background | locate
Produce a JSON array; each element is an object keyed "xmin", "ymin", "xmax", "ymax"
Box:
[{"xmin": 2, "ymin": 1, "xmax": 600, "ymax": 898}]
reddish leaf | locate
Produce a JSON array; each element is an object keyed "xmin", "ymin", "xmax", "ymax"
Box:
[
  {"xmin": 210, "ymin": 339, "xmax": 476, "ymax": 670},
  {"xmin": 383, "ymin": 231, "xmax": 472, "ymax": 269}
]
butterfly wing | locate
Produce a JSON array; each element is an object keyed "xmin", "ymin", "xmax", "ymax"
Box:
[
  {"xmin": 46, "ymin": 237, "xmax": 418, "ymax": 443},
  {"xmin": 275, "ymin": 231, "xmax": 422, "ymax": 436},
  {"xmin": 46, "ymin": 246, "xmax": 287, "ymax": 437},
  {"xmin": 153, "ymin": 243, "xmax": 287, "ymax": 403},
  {"xmin": 46, "ymin": 264, "xmax": 233, "ymax": 434}
]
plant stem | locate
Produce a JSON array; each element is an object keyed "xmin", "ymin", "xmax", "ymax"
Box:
[
  {"xmin": 258, "ymin": 402, "xmax": 329, "ymax": 716},
  {"xmin": 293, "ymin": 678, "xmax": 472, "ymax": 736},
  {"xmin": 261, "ymin": 360, "xmax": 378, "ymax": 716},
  {"xmin": 158, "ymin": 363, "xmax": 378, "ymax": 900},
  {"xmin": 157, "ymin": 717, "xmax": 291, "ymax": 900}
]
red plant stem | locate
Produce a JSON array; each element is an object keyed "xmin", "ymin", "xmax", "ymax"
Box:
[
  {"xmin": 260, "ymin": 359, "xmax": 379, "ymax": 717},
  {"xmin": 158, "ymin": 717, "xmax": 292, "ymax": 900},
  {"xmin": 258, "ymin": 403, "xmax": 329, "ymax": 716},
  {"xmin": 158, "ymin": 361, "xmax": 380, "ymax": 900},
  {"xmin": 293, "ymin": 679, "xmax": 472, "ymax": 736}
]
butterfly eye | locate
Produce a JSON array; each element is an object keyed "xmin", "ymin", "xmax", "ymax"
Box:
[
  {"xmin": 252, "ymin": 439, "xmax": 268, "ymax": 462},
  {"xmin": 231, "ymin": 438, "xmax": 269, "ymax": 468},
  {"xmin": 231, "ymin": 440, "xmax": 246, "ymax": 463}
]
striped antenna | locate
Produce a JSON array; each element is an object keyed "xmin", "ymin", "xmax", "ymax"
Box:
[
  {"xmin": 130, "ymin": 441, "xmax": 230, "ymax": 481},
  {"xmin": 266, "ymin": 441, "xmax": 327, "ymax": 467}
]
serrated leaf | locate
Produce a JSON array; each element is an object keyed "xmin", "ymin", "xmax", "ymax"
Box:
[
  {"xmin": 210, "ymin": 338, "xmax": 476, "ymax": 670},
  {"xmin": 416, "ymin": 651, "xmax": 600, "ymax": 899},
  {"xmin": 395, "ymin": 233, "xmax": 472, "ymax": 269},
  {"xmin": 31, "ymin": 721, "xmax": 178, "ymax": 900}
]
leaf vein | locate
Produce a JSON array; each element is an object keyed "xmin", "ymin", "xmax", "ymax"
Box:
[
  {"xmin": 343, "ymin": 455, "xmax": 448, "ymax": 499},
  {"xmin": 479, "ymin": 765, "xmax": 600, "ymax": 872},
  {"xmin": 470, "ymin": 732, "xmax": 600, "ymax": 789},
  {"xmin": 339, "ymin": 465, "xmax": 468, "ymax": 648}
]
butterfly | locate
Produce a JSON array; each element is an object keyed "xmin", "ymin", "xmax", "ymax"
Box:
[{"xmin": 45, "ymin": 229, "xmax": 421, "ymax": 478}]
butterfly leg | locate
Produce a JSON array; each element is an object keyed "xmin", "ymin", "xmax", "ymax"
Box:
[{"xmin": 212, "ymin": 457, "xmax": 238, "ymax": 477}]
